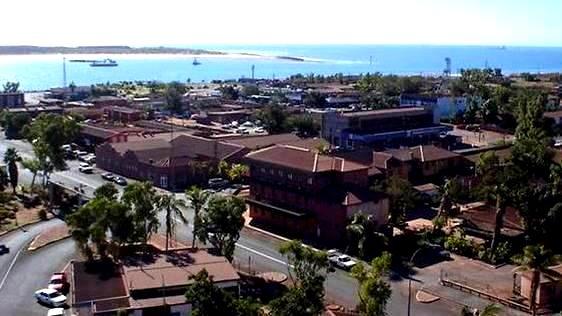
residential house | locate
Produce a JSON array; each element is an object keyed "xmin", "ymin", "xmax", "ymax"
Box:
[
  {"xmin": 244, "ymin": 145, "xmax": 389, "ymax": 245},
  {"xmin": 513, "ymin": 264, "xmax": 562, "ymax": 310},
  {"xmin": 105, "ymin": 106, "xmax": 144, "ymax": 123}
]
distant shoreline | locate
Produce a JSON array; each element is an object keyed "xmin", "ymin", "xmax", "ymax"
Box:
[
  {"xmin": 0, "ymin": 45, "xmax": 225, "ymax": 55},
  {"xmin": 0, "ymin": 45, "xmax": 313, "ymax": 63}
]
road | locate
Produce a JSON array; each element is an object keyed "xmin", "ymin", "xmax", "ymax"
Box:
[
  {"xmin": 0, "ymin": 135, "xmax": 480, "ymax": 315},
  {"xmin": 0, "ymin": 220, "xmax": 78, "ymax": 316}
]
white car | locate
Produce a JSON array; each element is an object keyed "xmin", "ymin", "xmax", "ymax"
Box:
[
  {"xmin": 34, "ymin": 288, "xmax": 67, "ymax": 307},
  {"xmin": 78, "ymin": 163, "xmax": 93, "ymax": 174},
  {"xmin": 47, "ymin": 308, "xmax": 66, "ymax": 316},
  {"xmin": 327, "ymin": 250, "xmax": 357, "ymax": 270}
]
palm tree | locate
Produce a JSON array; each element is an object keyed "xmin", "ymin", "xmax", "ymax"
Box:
[
  {"xmin": 436, "ymin": 179, "xmax": 453, "ymax": 221},
  {"xmin": 513, "ymin": 245, "xmax": 560, "ymax": 316},
  {"xmin": 490, "ymin": 186, "xmax": 507, "ymax": 259},
  {"xmin": 21, "ymin": 158, "xmax": 41, "ymax": 189},
  {"xmin": 3, "ymin": 148, "xmax": 20, "ymax": 194},
  {"xmin": 186, "ymin": 186, "xmax": 210, "ymax": 248},
  {"xmin": 122, "ymin": 182, "xmax": 159, "ymax": 247},
  {"xmin": 157, "ymin": 194, "xmax": 187, "ymax": 252}
]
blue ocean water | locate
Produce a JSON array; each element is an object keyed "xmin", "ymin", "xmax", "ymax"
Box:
[{"xmin": 1, "ymin": 45, "xmax": 561, "ymax": 91}]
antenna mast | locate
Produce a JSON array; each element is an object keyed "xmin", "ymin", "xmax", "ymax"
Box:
[{"xmin": 62, "ymin": 57, "xmax": 67, "ymax": 88}]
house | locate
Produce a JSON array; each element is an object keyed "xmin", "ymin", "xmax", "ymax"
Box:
[
  {"xmin": 96, "ymin": 134, "xmax": 246, "ymax": 190},
  {"xmin": 513, "ymin": 264, "xmax": 562, "ymax": 310},
  {"xmin": 0, "ymin": 92, "xmax": 25, "ymax": 108},
  {"xmin": 105, "ymin": 106, "xmax": 144, "ymax": 123},
  {"xmin": 6, "ymin": 105, "xmax": 63, "ymax": 117},
  {"xmin": 244, "ymin": 145, "xmax": 389, "ymax": 245},
  {"xmin": 456, "ymin": 202, "xmax": 525, "ymax": 242},
  {"xmin": 85, "ymin": 95, "xmax": 128, "ymax": 108},
  {"xmin": 321, "ymin": 107, "xmax": 448, "ymax": 149},
  {"xmin": 71, "ymin": 247, "xmax": 240, "ymax": 316},
  {"xmin": 379, "ymin": 145, "xmax": 466, "ymax": 182}
]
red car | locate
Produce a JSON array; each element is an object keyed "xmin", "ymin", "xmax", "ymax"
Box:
[{"xmin": 48, "ymin": 273, "xmax": 68, "ymax": 292}]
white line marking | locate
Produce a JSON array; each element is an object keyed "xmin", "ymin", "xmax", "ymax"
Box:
[
  {"xmin": 0, "ymin": 243, "xmax": 26, "ymax": 291},
  {"xmin": 235, "ymin": 243, "xmax": 292, "ymax": 267}
]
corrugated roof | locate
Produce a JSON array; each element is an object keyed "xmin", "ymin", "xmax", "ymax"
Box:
[{"xmin": 245, "ymin": 145, "xmax": 368, "ymax": 173}]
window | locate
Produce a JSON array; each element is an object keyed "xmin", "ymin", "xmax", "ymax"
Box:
[
  {"xmin": 270, "ymin": 169, "xmax": 275, "ymax": 175},
  {"xmin": 278, "ymin": 170, "xmax": 284, "ymax": 176},
  {"xmin": 260, "ymin": 167, "xmax": 265, "ymax": 173},
  {"xmin": 160, "ymin": 175, "xmax": 168, "ymax": 188},
  {"xmin": 287, "ymin": 173, "xmax": 293, "ymax": 180},
  {"xmin": 307, "ymin": 178, "xmax": 313, "ymax": 185}
]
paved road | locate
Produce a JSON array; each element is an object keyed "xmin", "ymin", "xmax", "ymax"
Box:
[
  {"xmin": 0, "ymin": 135, "xmax": 484, "ymax": 315},
  {"xmin": 0, "ymin": 220, "xmax": 78, "ymax": 316}
]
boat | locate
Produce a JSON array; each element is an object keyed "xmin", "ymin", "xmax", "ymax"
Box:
[
  {"xmin": 90, "ymin": 59, "xmax": 118, "ymax": 67},
  {"xmin": 192, "ymin": 58, "xmax": 201, "ymax": 66}
]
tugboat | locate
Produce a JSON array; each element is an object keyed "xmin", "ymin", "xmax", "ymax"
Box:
[
  {"xmin": 90, "ymin": 59, "xmax": 118, "ymax": 67},
  {"xmin": 192, "ymin": 57, "xmax": 201, "ymax": 66}
]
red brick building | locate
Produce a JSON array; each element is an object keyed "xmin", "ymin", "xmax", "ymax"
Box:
[
  {"xmin": 244, "ymin": 145, "xmax": 389, "ymax": 245},
  {"xmin": 96, "ymin": 134, "xmax": 246, "ymax": 190},
  {"xmin": 105, "ymin": 106, "xmax": 144, "ymax": 123}
]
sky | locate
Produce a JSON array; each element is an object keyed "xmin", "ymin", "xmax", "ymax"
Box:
[{"xmin": 1, "ymin": 0, "xmax": 561, "ymax": 47}]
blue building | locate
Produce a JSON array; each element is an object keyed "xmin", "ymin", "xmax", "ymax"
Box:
[{"xmin": 321, "ymin": 106, "xmax": 448, "ymax": 149}]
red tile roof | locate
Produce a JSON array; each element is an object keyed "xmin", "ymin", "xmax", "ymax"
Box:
[
  {"xmin": 245, "ymin": 145, "xmax": 368, "ymax": 173},
  {"xmin": 382, "ymin": 145, "xmax": 459, "ymax": 163},
  {"xmin": 224, "ymin": 133, "xmax": 302, "ymax": 150}
]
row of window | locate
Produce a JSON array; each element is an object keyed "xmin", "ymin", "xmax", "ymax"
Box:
[{"xmin": 257, "ymin": 167, "xmax": 313, "ymax": 184}]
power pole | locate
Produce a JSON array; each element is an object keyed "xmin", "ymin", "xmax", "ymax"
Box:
[{"xmin": 62, "ymin": 57, "xmax": 67, "ymax": 88}]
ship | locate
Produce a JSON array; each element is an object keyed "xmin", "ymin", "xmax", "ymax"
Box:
[
  {"xmin": 90, "ymin": 59, "xmax": 118, "ymax": 67},
  {"xmin": 192, "ymin": 57, "xmax": 201, "ymax": 66}
]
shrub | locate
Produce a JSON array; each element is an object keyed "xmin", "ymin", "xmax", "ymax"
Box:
[
  {"xmin": 444, "ymin": 231, "xmax": 479, "ymax": 257},
  {"xmin": 38, "ymin": 209, "xmax": 48, "ymax": 221}
]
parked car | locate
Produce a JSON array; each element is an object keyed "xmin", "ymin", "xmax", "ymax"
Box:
[
  {"xmin": 48, "ymin": 273, "xmax": 68, "ymax": 292},
  {"xmin": 47, "ymin": 308, "xmax": 66, "ymax": 316},
  {"xmin": 113, "ymin": 176, "xmax": 127, "ymax": 186},
  {"xmin": 0, "ymin": 244, "xmax": 9, "ymax": 255},
  {"xmin": 34, "ymin": 288, "xmax": 67, "ymax": 307},
  {"xmin": 74, "ymin": 150, "xmax": 88, "ymax": 160},
  {"xmin": 101, "ymin": 172, "xmax": 114, "ymax": 181},
  {"xmin": 84, "ymin": 155, "xmax": 96, "ymax": 165},
  {"xmin": 208, "ymin": 178, "xmax": 229, "ymax": 190},
  {"xmin": 78, "ymin": 163, "xmax": 93, "ymax": 174},
  {"xmin": 327, "ymin": 250, "xmax": 357, "ymax": 270}
]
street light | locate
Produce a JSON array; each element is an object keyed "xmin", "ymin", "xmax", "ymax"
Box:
[{"xmin": 407, "ymin": 247, "xmax": 423, "ymax": 316}]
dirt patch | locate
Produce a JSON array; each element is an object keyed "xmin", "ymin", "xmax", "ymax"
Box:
[
  {"xmin": 29, "ymin": 222, "xmax": 70, "ymax": 250},
  {"xmin": 0, "ymin": 196, "xmax": 52, "ymax": 235}
]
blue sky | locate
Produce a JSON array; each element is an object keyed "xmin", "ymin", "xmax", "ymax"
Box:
[{"xmin": 1, "ymin": 0, "xmax": 561, "ymax": 47}]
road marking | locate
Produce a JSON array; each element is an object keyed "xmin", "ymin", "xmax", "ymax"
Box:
[
  {"xmin": 235, "ymin": 243, "xmax": 292, "ymax": 267},
  {"xmin": 0, "ymin": 242, "xmax": 26, "ymax": 292},
  {"xmin": 52, "ymin": 173, "xmax": 97, "ymax": 189}
]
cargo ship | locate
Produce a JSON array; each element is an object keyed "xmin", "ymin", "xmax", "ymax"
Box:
[{"xmin": 90, "ymin": 59, "xmax": 118, "ymax": 67}]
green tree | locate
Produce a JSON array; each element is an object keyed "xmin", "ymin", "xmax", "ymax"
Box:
[
  {"xmin": 303, "ymin": 92, "xmax": 326, "ymax": 108},
  {"xmin": 156, "ymin": 193, "xmax": 187, "ymax": 252},
  {"xmin": 2, "ymin": 81, "xmax": 20, "ymax": 93},
  {"xmin": 290, "ymin": 116, "xmax": 319, "ymax": 137},
  {"xmin": 513, "ymin": 245, "xmax": 560, "ymax": 316},
  {"xmin": 197, "ymin": 196, "xmax": 245, "ymax": 261},
  {"xmin": 346, "ymin": 212, "xmax": 387, "ymax": 260},
  {"xmin": 186, "ymin": 186, "xmax": 211, "ymax": 248},
  {"xmin": 256, "ymin": 104, "xmax": 288, "ymax": 134},
  {"xmin": 0, "ymin": 112, "xmax": 31, "ymax": 139},
  {"xmin": 241, "ymin": 85, "xmax": 260, "ymax": 97},
  {"xmin": 23, "ymin": 113, "xmax": 79, "ymax": 186},
  {"xmin": 94, "ymin": 183, "xmax": 119, "ymax": 200},
  {"xmin": 219, "ymin": 85, "xmax": 239, "ymax": 101},
  {"xmin": 165, "ymin": 81, "xmax": 187, "ymax": 114},
  {"xmin": 67, "ymin": 196, "xmax": 131, "ymax": 260},
  {"xmin": 270, "ymin": 240, "xmax": 330, "ymax": 316},
  {"xmin": 227, "ymin": 164, "xmax": 249, "ymax": 183},
  {"xmin": 3, "ymin": 148, "xmax": 20, "ymax": 194},
  {"xmin": 21, "ymin": 158, "xmax": 41, "ymax": 189},
  {"xmin": 376, "ymin": 176, "xmax": 419, "ymax": 226},
  {"xmin": 185, "ymin": 269, "xmax": 260, "ymax": 316},
  {"xmin": 122, "ymin": 182, "xmax": 159, "ymax": 246},
  {"xmin": 351, "ymin": 252, "xmax": 392, "ymax": 316}
]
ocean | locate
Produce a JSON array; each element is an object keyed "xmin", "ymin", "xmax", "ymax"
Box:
[{"xmin": 1, "ymin": 45, "xmax": 562, "ymax": 91}]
